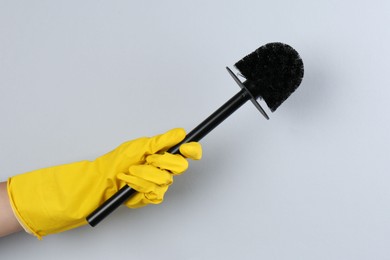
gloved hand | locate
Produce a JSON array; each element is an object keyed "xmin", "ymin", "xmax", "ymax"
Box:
[{"xmin": 7, "ymin": 128, "xmax": 201, "ymax": 239}]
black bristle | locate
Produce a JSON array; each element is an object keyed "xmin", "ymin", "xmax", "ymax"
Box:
[{"xmin": 234, "ymin": 42, "xmax": 304, "ymax": 112}]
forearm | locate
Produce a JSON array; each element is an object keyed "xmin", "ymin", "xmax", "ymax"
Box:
[{"xmin": 0, "ymin": 181, "xmax": 23, "ymax": 237}]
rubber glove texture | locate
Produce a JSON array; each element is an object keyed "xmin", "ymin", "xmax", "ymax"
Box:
[{"xmin": 7, "ymin": 128, "xmax": 201, "ymax": 239}]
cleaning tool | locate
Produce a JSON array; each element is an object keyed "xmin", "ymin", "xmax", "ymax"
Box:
[{"xmin": 87, "ymin": 42, "xmax": 305, "ymax": 226}]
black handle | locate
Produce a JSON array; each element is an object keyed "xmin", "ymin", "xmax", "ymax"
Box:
[
  {"xmin": 87, "ymin": 185, "xmax": 136, "ymax": 226},
  {"xmin": 86, "ymin": 88, "xmax": 251, "ymax": 226}
]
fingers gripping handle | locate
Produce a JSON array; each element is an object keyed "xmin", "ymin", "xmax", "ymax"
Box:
[
  {"xmin": 86, "ymin": 89, "xmax": 251, "ymax": 227},
  {"xmin": 86, "ymin": 142, "xmax": 182, "ymax": 227}
]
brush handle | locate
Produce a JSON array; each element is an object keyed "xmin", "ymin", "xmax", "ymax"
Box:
[{"xmin": 86, "ymin": 88, "xmax": 251, "ymax": 227}]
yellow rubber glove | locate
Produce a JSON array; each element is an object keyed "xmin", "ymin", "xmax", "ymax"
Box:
[{"xmin": 7, "ymin": 128, "xmax": 201, "ymax": 240}]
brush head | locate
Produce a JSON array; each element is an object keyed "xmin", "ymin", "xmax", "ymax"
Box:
[{"xmin": 234, "ymin": 42, "xmax": 304, "ymax": 112}]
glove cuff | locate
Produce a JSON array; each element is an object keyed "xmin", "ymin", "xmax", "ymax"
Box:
[{"xmin": 7, "ymin": 178, "xmax": 41, "ymax": 239}]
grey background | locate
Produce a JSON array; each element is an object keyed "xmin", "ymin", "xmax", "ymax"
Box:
[{"xmin": 0, "ymin": 1, "xmax": 389, "ymax": 259}]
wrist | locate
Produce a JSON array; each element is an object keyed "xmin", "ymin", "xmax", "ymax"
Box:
[{"xmin": 0, "ymin": 181, "xmax": 24, "ymax": 237}]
